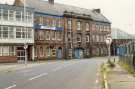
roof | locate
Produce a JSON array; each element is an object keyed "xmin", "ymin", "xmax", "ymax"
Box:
[
  {"xmin": 0, "ymin": 3, "xmax": 34, "ymax": 12},
  {"xmin": 19, "ymin": 0, "xmax": 111, "ymax": 23},
  {"xmin": 111, "ymin": 28, "xmax": 134, "ymax": 40}
]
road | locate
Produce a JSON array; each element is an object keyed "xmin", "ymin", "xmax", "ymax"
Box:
[{"xmin": 0, "ymin": 57, "xmax": 107, "ymax": 89}]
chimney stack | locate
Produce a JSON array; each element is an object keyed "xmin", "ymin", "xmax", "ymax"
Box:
[
  {"xmin": 49, "ymin": 0, "xmax": 54, "ymax": 4},
  {"xmin": 92, "ymin": 9, "xmax": 101, "ymax": 13}
]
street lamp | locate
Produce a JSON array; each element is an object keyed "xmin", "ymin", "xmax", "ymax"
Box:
[
  {"xmin": 24, "ymin": 43, "xmax": 28, "ymax": 65},
  {"xmin": 23, "ymin": 0, "xmax": 28, "ymax": 65},
  {"xmin": 105, "ymin": 35, "xmax": 112, "ymax": 61}
]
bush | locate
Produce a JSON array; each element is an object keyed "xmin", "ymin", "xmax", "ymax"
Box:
[{"xmin": 107, "ymin": 60, "xmax": 115, "ymax": 68}]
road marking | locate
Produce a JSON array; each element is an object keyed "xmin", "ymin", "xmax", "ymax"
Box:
[
  {"xmin": 29, "ymin": 73, "xmax": 48, "ymax": 81},
  {"xmin": 5, "ymin": 84, "xmax": 16, "ymax": 89},
  {"xmin": 52, "ymin": 67, "xmax": 62, "ymax": 72},
  {"xmin": 95, "ymin": 79, "xmax": 99, "ymax": 84}
]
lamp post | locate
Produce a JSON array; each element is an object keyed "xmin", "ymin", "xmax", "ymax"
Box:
[
  {"xmin": 24, "ymin": 43, "xmax": 28, "ymax": 65},
  {"xmin": 105, "ymin": 36, "xmax": 112, "ymax": 61},
  {"xmin": 23, "ymin": 0, "xmax": 28, "ymax": 65}
]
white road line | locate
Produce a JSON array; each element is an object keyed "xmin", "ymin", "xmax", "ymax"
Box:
[
  {"xmin": 52, "ymin": 67, "xmax": 62, "ymax": 72},
  {"xmin": 29, "ymin": 73, "xmax": 48, "ymax": 81},
  {"xmin": 95, "ymin": 79, "xmax": 99, "ymax": 84},
  {"xmin": 5, "ymin": 84, "xmax": 16, "ymax": 89}
]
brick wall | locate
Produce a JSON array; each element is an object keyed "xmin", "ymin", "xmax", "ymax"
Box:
[{"xmin": 0, "ymin": 56, "xmax": 17, "ymax": 63}]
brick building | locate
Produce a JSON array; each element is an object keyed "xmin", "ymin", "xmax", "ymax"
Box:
[
  {"xmin": 0, "ymin": 4, "xmax": 34, "ymax": 62},
  {"xmin": 14, "ymin": 0, "xmax": 111, "ymax": 60}
]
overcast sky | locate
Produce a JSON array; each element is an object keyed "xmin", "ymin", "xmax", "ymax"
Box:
[{"xmin": 1, "ymin": 0, "xmax": 135, "ymax": 34}]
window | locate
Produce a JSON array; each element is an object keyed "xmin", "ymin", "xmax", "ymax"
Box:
[
  {"xmin": 2, "ymin": 46, "xmax": 9, "ymax": 56},
  {"xmin": 3, "ymin": 26, "xmax": 8, "ymax": 38},
  {"xmin": 22, "ymin": 28, "xmax": 26, "ymax": 38},
  {"xmin": 38, "ymin": 30, "xmax": 44, "ymax": 40},
  {"xmin": 46, "ymin": 19, "xmax": 50, "ymax": 26},
  {"xmin": 58, "ymin": 19, "xmax": 61, "ymax": 27},
  {"xmin": 52, "ymin": 48, "xmax": 56, "ymax": 56},
  {"xmin": 92, "ymin": 35, "xmax": 95, "ymax": 42},
  {"xmin": 9, "ymin": 27, "xmax": 14, "ymax": 38},
  {"xmin": 52, "ymin": 20, "xmax": 56, "ymax": 27},
  {"xmin": 0, "ymin": 46, "xmax": 15, "ymax": 56},
  {"xmin": 28, "ymin": 28, "xmax": 32, "ymax": 38},
  {"xmin": 0, "ymin": 9, "xmax": 3, "ymax": 20},
  {"xmin": 77, "ymin": 21, "xmax": 81, "ymax": 30},
  {"xmin": 57, "ymin": 32, "xmax": 62, "ymax": 40},
  {"xmin": 77, "ymin": 34, "xmax": 82, "ymax": 42},
  {"xmin": 86, "ymin": 35, "xmax": 90, "ymax": 42},
  {"xmin": 92, "ymin": 24, "xmax": 96, "ymax": 31},
  {"xmin": 47, "ymin": 47, "xmax": 51, "ymax": 56},
  {"xmin": 16, "ymin": 27, "xmax": 22, "ymax": 38},
  {"xmin": 39, "ymin": 46, "xmax": 44, "ymax": 57},
  {"xmin": 52, "ymin": 31, "xmax": 56, "ymax": 40},
  {"xmin": 96, "ymin": 35, "xmax": 99, "ymax": 42},
  {"xmin": 86, "ymin": 23, "xmax": 90, "ymax": 31},
  {"xmin": 46, "ymin": 31, "xmax": 50, "ymax": 40},
  {"xmin": 16, "ymin": 11, "xmax": 21, "ymax": 21},
  {"xmin": 43, "ymin": 17, "xmax": 46, "ymax": 25},
  {"xmin": 67, "ymin": 20, "xmax": 72, "ymax": 30},
  {"xmin": 0, "ymin": 26, "xmax": 2, "ymax": 38},
  {"xmin": 9, "ymin": 10, "xmax": 14, "ymax": 21},
  {"xmin": 9, "ymin": 46, "xmax": 15, "ymax": 56},
  {"xmin": 3, "ymin": 10, "xmax": 8, "ymax": 20},
  {"xmin": 27, "ymin": 12, "xmax": 32, "ymax": 22}
]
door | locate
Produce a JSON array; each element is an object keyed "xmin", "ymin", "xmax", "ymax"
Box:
[
  {"xmin": 57, "ymin": 47, "xmax": 62, "ymax": 59},
  {"xmin": 75, "ymin": 48, "xmax": 83, "ymax": 59},
  {"xmin": 17, "ymin": 49, "xmax": 25, "ymax": 62}
]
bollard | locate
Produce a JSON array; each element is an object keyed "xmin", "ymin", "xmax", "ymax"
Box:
[{"xmin": 114, "ymin": 58, "xmax": 115, "ymax": 63}]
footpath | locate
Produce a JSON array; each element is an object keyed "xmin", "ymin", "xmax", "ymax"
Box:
[
  {"xmin": 108, "ymin": 59, "xmax": 135, "ymax": 89},
  {"xmin": 0, "ymin": 61, "xmax": 47, "ymax": 72}
]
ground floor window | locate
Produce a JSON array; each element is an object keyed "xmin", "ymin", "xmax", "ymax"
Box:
[
  {"xmin": 46, "ymin": 47, "xmax": 51, "ymax": 57},
  {"xmin": 0, "ymin": 46, "xmax": 16, "ymax": 56}
]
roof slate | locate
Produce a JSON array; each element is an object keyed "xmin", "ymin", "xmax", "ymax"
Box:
[{"xmin": 21, "ymin": 0, "xmax": 111, "ymax": 23}]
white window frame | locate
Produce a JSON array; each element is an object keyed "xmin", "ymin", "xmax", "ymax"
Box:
[{"xmin": 77, "ymin": 21, "xmax": 81, "ymax": 30}]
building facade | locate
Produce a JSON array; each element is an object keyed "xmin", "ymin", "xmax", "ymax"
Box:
[
  {"xmin": 111, "ymin": 28, "xmax": 134, "ymax": 56},
  {"xmin": 0, "ymin": 4, "xmax": 34, "ymax": 62},
  {"xmin": 34, "ymin": 12, "xmax": 64, "ymax": 60},
  {"xmin": 13, "ymin": 0, "xmax": 111, "ymax": 61},
  {"xmin": 63, "ymin": 10, "xmax": 111, "ymax": 59}
]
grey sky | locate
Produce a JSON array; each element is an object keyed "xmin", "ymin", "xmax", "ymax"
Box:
[{"xmin": 1, "ymin": 0, "xmax": 135, "ymax": 34}]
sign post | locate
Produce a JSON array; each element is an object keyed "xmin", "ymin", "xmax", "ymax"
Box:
[
  {"xmin": 105, "ymin": 35, "xmax": 112, "ymax": 61},
  {"xmin": 24, "ymin": 43, "xmax": 28, "ymax": 66}
]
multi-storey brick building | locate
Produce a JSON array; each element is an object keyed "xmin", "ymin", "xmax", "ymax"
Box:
[
  {"xmin": 0, "ymin": 4, "xmax": 34, "ymax": 62},
  {"xmin": 34, "ymin": 13, "xmax": 64, "ymax": 60},
  {"xmin": 63, "ymin": 9, "xmax": 111, "ymax": 59},
  {"xmin": 14, "ymin": 0, "xmax": 111, "ymax": 60}
]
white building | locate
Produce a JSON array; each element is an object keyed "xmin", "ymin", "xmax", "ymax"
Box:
[{"xmin": 0, "ymin": 4, "xmax": 34, "ymax": 62}]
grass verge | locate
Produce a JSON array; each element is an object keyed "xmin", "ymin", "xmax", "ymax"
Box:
[
  {"xmin": 119, "ymin": 62, "xmax": 135, "ymax": 77},
  {"xmin": 101, "ymin": 61, "xmax": 115, "ymax": 89}
]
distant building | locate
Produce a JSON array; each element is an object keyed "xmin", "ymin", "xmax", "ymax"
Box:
[
  {"xmin": 0, "ymin": 4, "xmax": 34, "ymax": 62},
  {"xmin": 111, "ymin": 28, "xmax": 134, "ymax": 56}
]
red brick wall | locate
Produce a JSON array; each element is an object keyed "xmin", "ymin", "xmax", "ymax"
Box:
[{"xmin": 0, "ymin": 56, "xmax": 17, "ymax": 63}]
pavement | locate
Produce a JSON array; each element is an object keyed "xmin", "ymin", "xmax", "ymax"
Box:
[
  {"xmin": 108, "ymin": 60, "xmax": 135, "ymax": 89},
  {"xmin": 0, "ymin": 57, "xmax": 107, "ymax": 89}
]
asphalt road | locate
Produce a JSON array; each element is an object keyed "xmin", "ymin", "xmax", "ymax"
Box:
[{"xmin": 0, "ymin": 57, "xmax": 107, "ymax": 89}]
